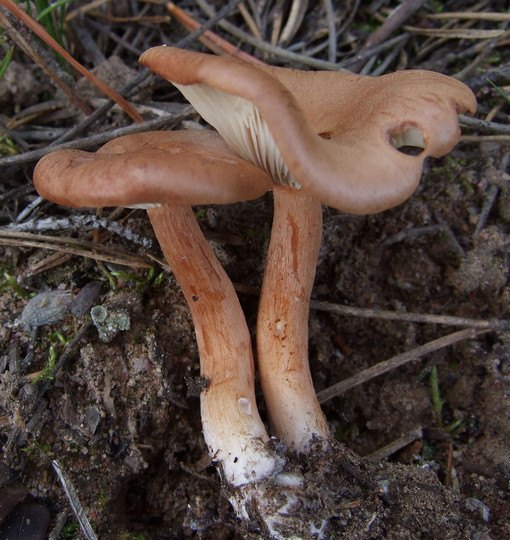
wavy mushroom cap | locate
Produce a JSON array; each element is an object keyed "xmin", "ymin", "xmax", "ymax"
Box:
[
  {"xmin": 33, "ymin": 130, "xmax": 272, "ymax": 208},
  {"xmin": 140, "ymin": 46, "xmax": 476, "ymax": 215}
]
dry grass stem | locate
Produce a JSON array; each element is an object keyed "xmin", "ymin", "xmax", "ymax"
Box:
[
  {"xmin": 310, "ymin": 300, "xmax": 506, "ymax": 331},
  {"xmin": 367, "ymin": 427, "xmax": 424, "ymax": 462},
  {"xmin": 317, "ymin": 328, "xmax": 492, "ymax": 403},
  {"xmin": 427, "ymin": 12, "xmax": 510, "ymax": 22},
  {"xmin": 0, "ymin": 230, "xmax": 151, "ymax": 268}
]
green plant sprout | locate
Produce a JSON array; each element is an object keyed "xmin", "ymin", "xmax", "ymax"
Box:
[
  {"xmin": 111, "ymin": 267, "xmax": 164, "ymax": 291},
  {"xmin": 59, "ymin": 521, "xmax": 79, "ymax": 539},
  {"xmin": 34, "ymin": 342, "xmax": 57, "ymax": 382},
  {"xmin": 0, "ymin": 45, "xmax": 13, "ymax": 79},
  {"xmin": 31, "ymin": 331, "xmax": 71, "ymax": 384},
  {"xmin": 487, "ymin": 78, "xmax": 510, "ymax": 104},
  {"xmin": 0, "ymin": 268, "xmax": 32, "ymax": 298},
  {"xmin": 429, "ymin": 366, "xmax": 445, "ymax": 418},
  {"xmin": 428, "ymin": 366, "xmax": 465, "ymax": 435},
  {"xmin": 194, "ymin": 208, "xmax": 207, "ymax": 219},
  {"xmin": 21, "ymin": 0, "xmax": 76, "ymax": 47},
  {"xmin": 0, "ymin": 0, "xmax": 77, "ymax": 81},
  {"xmin": 0, "ymin": 134, "xmax": 18, "ymax": 156},
  {"xmin": 21, "ymin": 438, "xmax": 52, "ymax": 457},
  {"xmin": 50, "ymin": 330, "xmax": 71, "ymax": 345}
]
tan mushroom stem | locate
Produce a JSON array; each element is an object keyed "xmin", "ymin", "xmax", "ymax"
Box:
[
  {"xmin": 32, "ymin": 130, "xmax": 281, "ymax": 488},
  {"xmin": 257, "ymin": 185, "xmax": 330, "ymax": 452},
  {"xmin": 147, "ymin": 205, "xmax": 282, "ymax": 486}
]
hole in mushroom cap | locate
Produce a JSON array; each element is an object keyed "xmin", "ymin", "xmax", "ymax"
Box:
[{"xmin": 390, "ymin": 127, "xmax": 425, "ymax": 156}]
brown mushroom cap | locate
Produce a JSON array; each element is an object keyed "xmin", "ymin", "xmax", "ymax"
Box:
[
  {"xmin": 140, "ymin": 46, "xmax": 476, "ymax": 214},
  {"xmin": 33, "ymin": 130, "xmax": 272, "ymax": 208}
]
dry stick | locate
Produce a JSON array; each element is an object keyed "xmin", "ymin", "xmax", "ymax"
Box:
[
  {"xmin": 167, "ymin": 1, "xmax": 265, "ymax": 64},
  {"xmin": 323, "ymin": 0, "xmax": 337, "ymax": 63},
  {"xmin": 47, "ymin": 0, "xmax": 246, "ymax": 147},
  {"xmin": 7, "ymin": 214, "xmax": 153, "ymax": 248},
  {"xmin": 238, "ymin": 2, "xmax": 262, "ymax": 39},
  {"xmin": 462, "ymin": 135, "xmax": 510, "ymax": 143},
  {"xmin": 433, "ymin": 211, "xmax": 466, "ymax": 259},
  {"xmin": 459, "ymin": 114, "xmax": 510, "ymax": 134},
  {"xmin": 0, "ymin": 112, "xmax": 192, "ymax": 167},
  {"xmin": 474, "ymin": 152, "xmax": 509, "ymax": 237},
  {"xmin": 0, "ymin": 11, "xmax": 92, "ymax": 115},
  {"xmin": 0, "ymin": 0, "xmax": 143, "ymax": 122},
  {"xmin": 52, "ymin": 459, "xmax": 98, "ymax": 540},
  {"xmin": 310, "ymin": 299, "xmax": 508, "ymax": 331},
  {"xmin": 427, "ymin": 12, "xmax": 510, "ymax": 22},
  {"xmin": 366, "ymin": 426, "xmax": 424, "ymax": 462},
  {"xmin": 403, "ymin": 26, "xmax": 504, "ymax": 39},
  {"xmin": 278, "ymin": 0, "xmax": 308, "ymax": 45},
  {"xmin": 0, "ymin": 230, "xmax": 151, "ymax": 267},
  {"xmin": 195, "ymin": 0, "xmax": 345, "ymax": 70},
  {"xmin": 454, "ymin": 22, "xmax": 508, "ymax": 80},
  {"xmin": 316, "ymin": 328, "xmax": 491, "ymax": 403},
  {"xmin": 350, "ymin": 0, "xmax": 427, "ymax": 72}
]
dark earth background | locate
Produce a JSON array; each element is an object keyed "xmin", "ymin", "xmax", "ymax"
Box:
[{"xmin": 0, "ymin": 1, "xmax": 509, "ymax": 538}]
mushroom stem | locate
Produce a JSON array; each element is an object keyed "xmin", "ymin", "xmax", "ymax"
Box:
[
  {"xmin": 147, "ymin": 204, "xmax": 282, "ymax": 487},
  {"xmin": 257, "ymin": 185, "xmax": 331, "ymax": 452}
]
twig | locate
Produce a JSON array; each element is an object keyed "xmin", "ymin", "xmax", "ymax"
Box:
[
  {"xmin": 351, "ymin": 0, "xmax": 426, "ymax": 71},
  {"xmin": 196, "ymin": 0, "xmax": 346, "ymax": 70},
  {"xmin": 474, "ymin": 153, "xmax": 509, "ymax": 237},
  {"xmin": 323, "ymin": 0, "xmax": 337, "ymax": 63},
  {"xmin": 459, "ymin": 115, "xmax": 510, "ymax": 134},
  {"xmin": 238, "ymin": 2, "xmax": 261, "ymax": 39},
  {"xmin": 474, "ymin": 184, "xmax": 500, "ymax": 237},
  {"xmin": 52, "ymin": 459, "xmax": 98, "ymax": 540},
  {"xmin": 278, "ymin": 0, "xmax": 308, "ymax": 45},
  {"xmin": 7, "ymin": 215, "xmax": 153, "ymax": 248},
  {"xmin": 0, "ymin": 111, "xmax": 192, "ymax": 167},
  {"xmin": 461, "ymin": 135, "xmax": 510, "ymax": 143},
  {"xmin": 464, "ymin": 62, "xmax": 510, "ymax": 91},
  {"xmin": 310, "ymin": 299, "xmax": 507, "ymax": 330},
  {"xmin": 0, "ymin": 0, "xmax": 144, "ymax": 122},
  {"xmin": 15, "ymin": 196, "xmax": 45, "ymax": 223},
  {"xmin": 427, "ymin": 12, "xmax": 510, "ymax": 22},
  {"xmin": 0, "ymin": 10, "xmax": 92, "ymax": 115},
  {"xmin": 403, "ymin": 26, "xmax": 504, "ymax": 39},
  {"xmin": 366, "ymin": 427, "xmax": 423, "ymax": 462},
  {"xmin": 382, "ymin": 224, "xmax": 442, "ymax": 246},
  {"xmin": 0, "ymin": 230, "xmax": 152, "ymax": 268},
  {"xmin": 433, "ymin": 212, "xmax": 466, "ymax": 259},
  {"xmin": 336, "ymin": 34, "xmax": 409, "ymax": 69},
  {"xmin": 316, "ymin": 328, "xmax": 491, "ymax": 403},
  {"xmin": 166, "ymin": 1, "xmax": 265, "ymax": 64}
]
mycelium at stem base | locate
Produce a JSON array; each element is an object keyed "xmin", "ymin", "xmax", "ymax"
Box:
[{"xmin": 257, "ymin": 185, "xmax": 331, "ymax": 453}]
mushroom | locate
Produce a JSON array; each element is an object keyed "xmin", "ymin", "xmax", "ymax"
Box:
[
  {"xmin": 33, "ymin": 130, "xmax": 284, "ymax": 490},
  {"xmin": 139, "ymin": 46, "xmax": 476, "ymax": 453}
]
